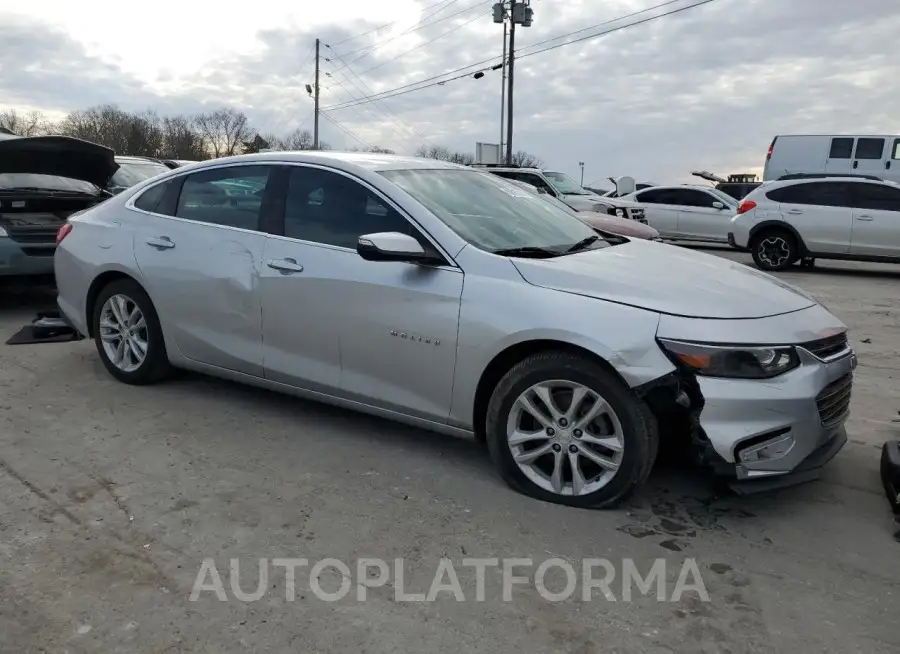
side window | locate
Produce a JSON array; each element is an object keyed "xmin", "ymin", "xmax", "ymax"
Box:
[
  {"xmin": 678, "ymin": 190, "xmax": 718, "ymax": 208},
  {"xmin": 852, "ymin": 183, "xmax": 900, "ymax": 212},
  {"xmin": 518, "ymin": 173, "xmax": 555, "ymax": 195},
  {"xmin": 829, "ymin": 138, "xmax": 853, "ymax": 159},
  {"xmin": 284, "ymin": 167, "xmax": 414, "ymax": 249},
  {"xmin": 635, "ymin": 189, "xmax": 668, "ymax": 204},
  {"xmin": 133, "ymin": 181, "xmax": 168, "ymax": 213},
  {"xmin": 175, "ymin": 166, "xmax": 272, "ymax": 231},
  {"xmin": 892, "ymin": 139, "xmax": 900, "ymax": 160},
  {"xmin": 766, "ymin": 182, "xmax": 850, "ymax": 207},
  {"xmin": 854, "ymin": 138, "xmax": 885, "ymax": 160}
]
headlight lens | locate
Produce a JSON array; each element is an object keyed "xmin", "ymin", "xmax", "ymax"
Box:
[{"xmin": 658, "ymin": 339, "xmax": 800, "ymax": 379}]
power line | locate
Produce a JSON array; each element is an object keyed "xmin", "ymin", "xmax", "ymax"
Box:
[
  {"xmin": 357, "ymin": 8, "xmax": 490, "ymax": 75},
  {"xmin": 319, "ymin": 111, "xmax": 375, "ymax": 149},
  {"xmin": 324, "ymin": 44, "xmax": 429, "ymax": 144},
  {"xmin": 322, "ymin": 0, "xmax": 719, "ymax": 111},
  {"xmin": 329, "ymin": 0, "xmax": 450, "ymax": 48},
  {"xmin": 337, "ymin": 0, "xmax": 489, "ymax": 68}
]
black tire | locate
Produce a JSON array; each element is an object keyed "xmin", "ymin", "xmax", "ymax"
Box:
[
  {"xmin": 92, "ymin": 278, "xmax": 172, "ymax": 385},
  {"xmin": 485, "ymin": 351, "xmax": 658, "ymax": 509},
  {"xmin": 750, "ymin": 229, "xmax": 799, "ymax": 271}
]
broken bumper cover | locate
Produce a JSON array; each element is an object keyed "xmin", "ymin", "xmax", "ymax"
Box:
[{"xmin": 656, "ymin": 305, "xmax": 854, "ymax": 491}]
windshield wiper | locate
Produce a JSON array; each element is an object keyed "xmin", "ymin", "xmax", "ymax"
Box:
[
  {"xmin": 565, "ymin": 235, "xmax": 602, "ymax": 253},
  {"xmin": 492, "ymin": 246, "xmax": 561, "ymax": 258}
]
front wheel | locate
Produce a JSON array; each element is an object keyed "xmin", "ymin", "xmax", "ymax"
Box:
[
  {"xmin": 750, "ymin": 230, "xmax": 798, "ymax": 271},
  {"xmin": 485, "ymin": 352, "xmax": 658, "ymax": 509}
]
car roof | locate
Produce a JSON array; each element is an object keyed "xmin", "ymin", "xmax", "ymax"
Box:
[
  {"xmin": 115, "ymin": 156, "xmax": 168, "ymax": 164},
  {"xmin": 181, "ymin": 151, "xmax": 468, "ymax": 173}
]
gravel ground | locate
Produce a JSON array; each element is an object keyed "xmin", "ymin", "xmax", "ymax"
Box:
[{"xmin": 0, "ymin": 249, "xmax": 898, "ymax": 654}]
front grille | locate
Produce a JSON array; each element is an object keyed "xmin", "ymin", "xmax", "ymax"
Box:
[
  {"xmin": 629, "ymin": 208, "xmax": 647, "ymax": 224},
  {"xmin": 800, "ymin": 332, "xmax": 849, "ymax": 360},
  {"xmin": 816, "ymin": 374, "xmax": 852, "ymax": 428}
]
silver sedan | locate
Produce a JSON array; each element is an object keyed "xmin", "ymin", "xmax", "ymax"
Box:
[{"xmin": 54, "ymin": 152, "xmax": 855, "ymax": 508}]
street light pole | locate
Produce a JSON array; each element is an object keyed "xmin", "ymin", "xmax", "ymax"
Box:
[
  {"xmin": 494, "ymin": 1, "xmax": 532, "ymax": 166},
  {"xmin": 579, "ymin": 161, "xmax": 585, "ymax": 186}
]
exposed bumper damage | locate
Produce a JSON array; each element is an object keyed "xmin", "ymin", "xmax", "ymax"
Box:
[{"xmin": 640, "ymin": 304, "xmax": 856, "ymax": 494}]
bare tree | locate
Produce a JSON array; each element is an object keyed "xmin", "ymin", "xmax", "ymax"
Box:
[
  {"xmin": 415, "ymin": 144, "xmax": 474, "ymax": 165},
  {"xmin": 350, "ymin": 145, "xmax": 395, "ymax": 154},
  {"xmin": 193, "ymin": 108, "xmax": 254, "ymax": 158},
  {"xmin": 161, "ymin": 115, "xmax": 207, "ymax": 160},
  {"xmin": 510, "ymin": 150, "xmax": 544, "ymax": 168},
  {"xmin": 0, "ymin": 109, "xmax": 49, "ymax": 136}
]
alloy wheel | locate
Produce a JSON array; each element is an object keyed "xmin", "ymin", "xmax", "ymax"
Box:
[
  {"xmin": 506, "ymin": 380, "xmax": 624, "ymax": 496},
  {"xmin": 757, "ymin": 236, "xmax": 791, "ymax": 268},
  {"xmin": 99, "ymin": 294, "xmax": 148, "ymax": 373}
]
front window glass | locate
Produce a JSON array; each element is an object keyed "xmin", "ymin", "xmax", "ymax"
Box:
[
  {"xmin": 543, "ymin": 171, "xmax": 590, "ymax": 195},
  {"xmin": 381, "ymin": 169, "xmax": 607, "ymax": 254}
]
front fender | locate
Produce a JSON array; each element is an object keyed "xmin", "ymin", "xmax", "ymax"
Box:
[{"xmin": 448, "ymin": 276, "xmax": 673, "ymax": 429}]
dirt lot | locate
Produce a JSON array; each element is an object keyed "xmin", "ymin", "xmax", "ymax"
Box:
[{"xmin": 1, "ymin": 249, "xmax": 898, "ymax": 654}]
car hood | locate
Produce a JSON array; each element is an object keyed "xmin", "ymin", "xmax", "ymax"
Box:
[
  {"xmin": 0, "ymin": 135, "xmax": 119, "ymax": 188},
  {"xmin": 576, "ymin": 211, "xmax": 659, "ymax": 239},
  {"xmin": 510, "ymin": 239, "xmax": 817, "ymax": 319}
]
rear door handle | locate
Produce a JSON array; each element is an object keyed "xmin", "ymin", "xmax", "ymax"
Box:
[
  {"xmin": 146, "ymin": 236, "xmax": 175, "ymax": 249},
  {"xmin": 267, "ymin": 258, "xmax": 304, "ymax": 274},
  {"xmin": 787, "ymin": 209, "xmax": 803, "ymax": 215},
  {"xmin": 856, "ymin": 215, "xmax": 874, "ymax": 221}
]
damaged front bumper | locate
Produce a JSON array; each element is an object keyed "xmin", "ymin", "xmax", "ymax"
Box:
[{"xmin": 653, "ymin": 304, "xmax": 855, "ymax": 492}]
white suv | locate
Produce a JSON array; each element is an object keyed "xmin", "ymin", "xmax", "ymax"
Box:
[{"xmin": 729, "ymin": 174, "xmax": 900, "ymax": 271}]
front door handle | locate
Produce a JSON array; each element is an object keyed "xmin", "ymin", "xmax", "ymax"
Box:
[
  {"xmin": 146, "ymin": 236, "xmax": 175, "ymax": 250},
  {"xmin": 267, "ymin": 258, "xmax": 304, "ymax": 274},
  {"xmin": 856, "ymin": 215, "xmax": 874, "ymax": 221},
  {"xmin": 787, "ymin": 208, "xmax": 803, "ymax": 215}
]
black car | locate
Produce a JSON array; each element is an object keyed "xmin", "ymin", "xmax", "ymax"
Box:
[{"xmin": 0, "ymin": 134, "xmax": 120, "ymax": 279}]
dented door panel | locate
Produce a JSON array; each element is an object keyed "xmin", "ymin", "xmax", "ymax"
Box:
[{"xmin": 133, "ymin": 217, "xmax": 267, "ymax": 376}]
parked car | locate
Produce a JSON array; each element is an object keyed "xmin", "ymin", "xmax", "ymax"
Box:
[
  {"xmin": 55, "ymin": 152, "xmax": 855, "ymax": 508},
  {"xmin": 0, "ymin": 134, "xmax": 119, "ymax": 279},
  {"xmin": 471, "ymin": 164, "xmax": 608, "ymax": 211},
  {"xmin": 764, "ymin": 134, "xmax": 900, "ymax": 183},
  {"xmin": 607, "ymin": 184, "xmax": 739, "ymax": 243},
  {"xmin": 503, "ymin": 178, "xmax": 660, "ymax": 240},
  {"xmin": 729, "ymin": 174, "xmax": 900, "ymax": 271},
  {"xmin": 108, "ymin": 156, "xmax": 172, "ymax": 194},
  {"xmin": 161, "ymin": 159, "xmax": 200, "ymax": 170},
  {"xmin": 691, "ymin": 171, "xmax": 761, "ymax": 200}
]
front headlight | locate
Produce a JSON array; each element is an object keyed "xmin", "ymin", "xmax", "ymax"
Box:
[{"xmin": 658, "ymin": 339, "xmax": 800, "ymax": 379}]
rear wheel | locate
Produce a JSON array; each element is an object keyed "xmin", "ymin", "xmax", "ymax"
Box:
[
  {"xmin": 92, "ymin": 279, "xmax": 172, "ymax": 385},
  {"xmin": 751, "ymin": 229, "xmax": 798, "ymax": 271},
  {"xmin": 485, "ymin": 352, "xmax": 658, "ymax": 509}
]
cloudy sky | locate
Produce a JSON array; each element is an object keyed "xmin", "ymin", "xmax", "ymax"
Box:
[{"xmin": 2, "ymin": 0, "xmax": 898, "ymax": 186}]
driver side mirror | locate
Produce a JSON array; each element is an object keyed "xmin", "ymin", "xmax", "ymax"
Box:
[
  {"xmin": 357, "ymin": 232, "xmax": 441, "ymax": 264},
  {"xmin": 712, "ymin": 201, "xmax": 726, "ymax": 210}
]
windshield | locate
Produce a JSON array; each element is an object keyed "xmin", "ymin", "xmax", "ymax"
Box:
[
  {"xmin": 0, "ymin": 173, "xmax": 100, "ymax": 195},
  {"xmin": 707, "ymin": 187, "xmax": 739, "ymax": 206},
  {"xmin": 381, "ymin": 169, "xmax": 606, "ymax": 254},
  {"xmin": 543, "ymin": 171, "xmax": 591, "ymax": 195},
  {"xmin": 110, "ymin": 160, "xmax": 170, "ymax": 189}
]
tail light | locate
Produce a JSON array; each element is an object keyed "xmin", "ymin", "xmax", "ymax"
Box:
[
  {"xmin": 737, "ymin": 200, "xmax": 757, "ymax": 215},
  {"xmin": 56, "ymin": 223, "xmax": 73, "ymax": 244}
]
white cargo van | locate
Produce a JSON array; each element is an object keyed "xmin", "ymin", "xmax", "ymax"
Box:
[{"xmin": 763, "ymin": 135, "xmax": 900, "ymax": 183}]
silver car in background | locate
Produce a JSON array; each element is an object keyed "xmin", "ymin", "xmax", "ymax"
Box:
[{"xmin": 54, "ymin": 152, "xmax": 856, "ymax": 508}]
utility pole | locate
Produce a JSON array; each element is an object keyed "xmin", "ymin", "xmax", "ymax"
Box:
[
  {"xmin": 313, "ymin": 38, "xmax": 320, "ymax": 150},
  {"xmin": 496, "ymin": 1, "xmax": 532, "ymax": 166},
  {"xmin": 500, "ymin": 20, "xmax": 507, "ymax": 157},
  {"xmin": 579, "ymin": 161, "xmax": 585, "ymax": 186},
  {"xmin": 505, "ymin": 15, "xmax": 515, "ymax": 165}
]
